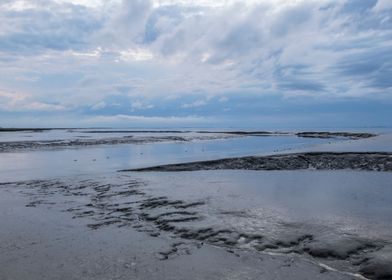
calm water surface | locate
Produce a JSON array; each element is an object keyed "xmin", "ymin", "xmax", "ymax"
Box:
[{"xmin": 0, "ymin": 134, "xmax": 333, "ymax": 182}]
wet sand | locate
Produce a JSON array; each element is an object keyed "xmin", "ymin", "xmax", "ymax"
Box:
[
  {"xmin": 0, "ymin": 134, "xmax": 235, "ymax": 153},
  {"xmin": 2, "ymin": 172, "xmax": 385, "ymax": 280},
  {"xmin": 295, "ymin": 132, "xmax": 376, "ymax": 139},
  {"xmin": 1, "ymin": 130, "xmax": 391, "ymax": 280},
  {"xmin": 125, "ymin": 152, "xmax": 392, "ymax": 172}
]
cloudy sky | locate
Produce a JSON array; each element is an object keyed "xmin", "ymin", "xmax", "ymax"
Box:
[{"xmin": 0, "ymin": 0, "xmax": 391, "ymax": 128}]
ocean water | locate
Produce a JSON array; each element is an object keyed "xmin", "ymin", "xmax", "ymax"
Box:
[{"xmin": 0, "ymin": 129, "xmax": 334, "ymax": 182}]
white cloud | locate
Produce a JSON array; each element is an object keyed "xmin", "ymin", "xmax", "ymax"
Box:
[
  {"xmin": 181, "ymin": 99, "xmax": 208, "ymax": 108},
  {"xmin": 219, "ymin": 96, "xmax": 228, "ymax": 102},
  {"xmin": 131, "ymin": 100, "xmax": 155, "ymax": 111},
  {"xmin": 0, "ymin": 89, "xmax": 67, "ymax": 111},
  {"xmin": 373, "ymin": 0, "xmax": 392, "ymax": 12},
  {"xmin": 28, "ymin": 102, "xmax": 66, "ymax": 111},
  {"xmin": 87, "ymin": 114, "xmax": 206, "ymax": 124},
  {"xmin": 96, "ymin": 0, "xmax": 152, "ymax": 48},
  {"xmin": 60, "ymin": 0, "xmax": 107, "ymax": 8},
  {"xmin": 0, "ymin": 0, "xmax": 391, "ymax": 126},
  {"xmin": 119, "ymin": 48, "xmax": 154, "ymax": 61},
  {"xmin": 91, "ymin": 101, "xmax": 106, "ymax": 110},
  {"xmin": 0, "ymin": 90, "xmax": 26, "ymax": 106}
]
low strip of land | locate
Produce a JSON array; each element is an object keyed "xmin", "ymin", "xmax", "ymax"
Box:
[
  {"xmin": 295, "ymin": 132, "xmax": 375, "ymax": 139},
  {"xmin": 124, "ymin": 152, "xmax": 392, "ymax": 172}
]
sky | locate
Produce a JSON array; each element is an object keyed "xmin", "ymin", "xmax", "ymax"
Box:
[{"xmin": 0, "ymin": 0, "xmax": 391, "ymax": 128}]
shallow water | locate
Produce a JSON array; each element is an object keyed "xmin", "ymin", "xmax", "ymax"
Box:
[
  {"xmin": 0, "ymin": 134, "xmax": 332, "ymax": 182},
  {"xmin": 0, "ymin": 129, "xmax": 203, "ymax": 142}
]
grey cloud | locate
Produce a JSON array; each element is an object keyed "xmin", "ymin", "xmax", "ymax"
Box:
[
  {"xmin": 0, "ymin": 0, "xmax": 154, "ymax": 55},
  {"xmin": 333, "ymin": 39, "xmax": 392, "ymax": 90},
  {"xmin": 279, "ymin": 79, "xmax": 326, "ymax": 92},
  {"xmin": 0, "ymin": 1, "xmax": 102, "ymax": 54},
  {"xmin": 97, "ymin": 0, "xmax": 153, "ymax": 47},
  {"xmin": 270, "ymin": 2, "xmax": 315, "ymax": 37},
  {"xmin": 1, "ymin": 0, "xmax": 392, "ymax": 116},
  {"xmin": 341, "ymin": 0, "xmax": 378, "ymax": 14},
  {"xmin": 274, "ymin": 64, "xmax": 326, "ymax": 92},
  {"xmin": 143, "ymin": 4, "xmax": 195, "ymax": 43}
]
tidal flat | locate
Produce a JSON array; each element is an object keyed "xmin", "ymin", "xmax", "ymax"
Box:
[{"xmin": 1, "ymin": 129, "xmax": 391, "ymax": 280}]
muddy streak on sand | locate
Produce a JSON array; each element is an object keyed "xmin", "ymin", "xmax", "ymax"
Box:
[
  {"xmin": 124, "ymin": 152, "xmax": 392, "ymax": 172},
  {"xmin": 295, "ymin": 132, "xmax": 376, "ymax": 139},
  {"xmin": 218, "ymin": 131, "xmax": 375, "ymax": 139},
  {"xmin": 4, "ymin": 175, "xmax": 391, "ymax": 280},
  {"xmin": 0, "ymin": 134, "xmax": 236, "ymax": 152}
]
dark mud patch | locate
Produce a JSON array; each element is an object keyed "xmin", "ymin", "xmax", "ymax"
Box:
[
  {"xmin": 6, "ymin": 175, "xmax": 392, "ymax": 279},
  {"xmin": 125, "ymin": 152, "xmax": 392, "ymax": 172},
  {"xmin": 0, "ymin": 128, "xmax": 52, "ymax": 132},
  {"xmin": 216, "ymin": 131, "xmax": 289, "ymax": 136},
  {"xmin": 0, "ymin": 136, "xmax": 188, "ymax": 152},
  {"xmin": 0, "ymin": 134, "xmax": 238, "ymax": 152},
  {"xmin": 296, "ymin": 132, "xmax": 376, "ymax": 139}
]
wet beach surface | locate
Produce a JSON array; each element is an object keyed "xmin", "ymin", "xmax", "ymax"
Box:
[
  {"xmin": 1, "ymin": 129, "xmax": 392, "ymax": 279},
  {"xmin": 4, "ymin": 171, "xmax": 391, "ymax": 280},
  {"xmin": 0, "ymin": 129, "xmax": 335, "ymax": 182},
  {"xmin": 126, "ymin": 152, "xmax": 392, "ymax": 172}
]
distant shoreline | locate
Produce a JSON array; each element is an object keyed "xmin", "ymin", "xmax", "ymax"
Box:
[
  {"xmin": 0, "ymin": 129, "xmax": 376, "ymax": 153},
  {"xmin": 0, "ymin": 128, "xmax": 53, "ymax": 132},
  {"xmin": 0, "ymin": 128, "xmax": 377, "ymax": 138}
]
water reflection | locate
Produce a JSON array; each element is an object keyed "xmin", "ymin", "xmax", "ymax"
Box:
[{"xmin": 0, "ymin": 136, "xmax": 331, "ymax": 181}]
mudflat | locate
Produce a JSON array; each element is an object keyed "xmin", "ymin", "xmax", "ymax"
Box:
[
  {"xmin": 125, "ymin": 152, "xmax": 392, "ymax": 172},
  {"xmin": 1, "ymin": 130, "xmax": 391, "ymax": 280}
]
